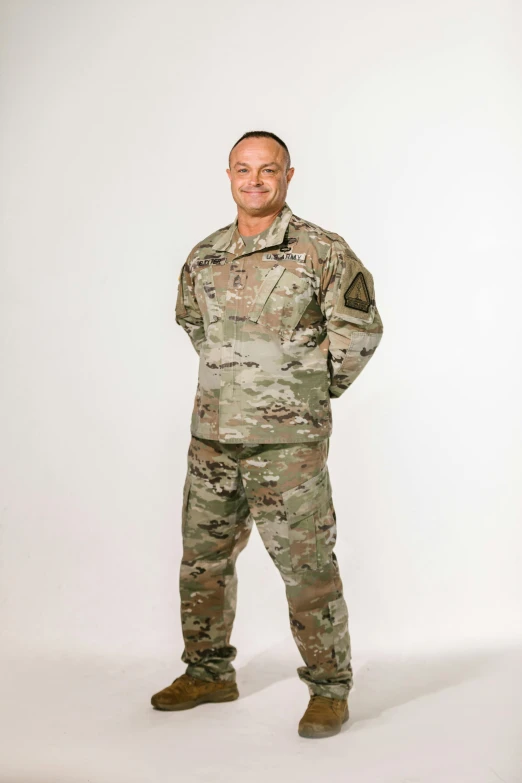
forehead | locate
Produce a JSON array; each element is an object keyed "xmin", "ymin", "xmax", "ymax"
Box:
[{"xmin": 230, "ymin": 137, "xmax": 285, "ymax": 165}]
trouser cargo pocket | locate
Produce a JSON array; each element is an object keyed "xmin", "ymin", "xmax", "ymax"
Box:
[
  {"xmin": 281, "ymin": 464, "xmax": 332, "ymax": 572},
  {"xmin": 181, "ymin": 473, "xmax": 192, "ymax": 536}
]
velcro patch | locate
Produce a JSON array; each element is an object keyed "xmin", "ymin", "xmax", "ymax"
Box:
[
  {"xmin": 344, "ymin": 271, "xmax": 371, "ymax": 313},
  {"xmin": 261, "ymin": 253, "xmax": 307, "ymax": 261}
]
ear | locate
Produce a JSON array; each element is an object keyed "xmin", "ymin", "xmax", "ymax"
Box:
[
  {"xmin": 226, "ymin": 169, "xmax": 232, "ymax": 181},
  {"xmin": 286, "ymin": 167, "xmax": 295, "ymax": 183}
]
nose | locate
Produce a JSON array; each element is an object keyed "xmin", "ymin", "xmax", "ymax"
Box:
[{"xmin": 247, "ymin": 171, "xmax": 262, "ymax": 186}]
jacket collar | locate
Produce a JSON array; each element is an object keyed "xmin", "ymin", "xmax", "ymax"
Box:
[{"xmin": 211, "ymin": 202, "xmax": 293, "ymax": 255}]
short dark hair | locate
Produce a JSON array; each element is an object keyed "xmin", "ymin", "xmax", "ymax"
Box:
[{"xmin": 228, "ymin": 130, "xmax": 291, "ymax": 171}]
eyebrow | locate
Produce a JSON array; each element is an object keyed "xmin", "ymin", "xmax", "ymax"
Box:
[{"xmin": 233, "ymin": 161, "xmax": 280, "ymax": 168}]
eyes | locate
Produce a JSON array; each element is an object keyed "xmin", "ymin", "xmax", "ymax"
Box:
[{"xmin": 236, "ymin": 168, "xmax": 275, "ymax": 174}]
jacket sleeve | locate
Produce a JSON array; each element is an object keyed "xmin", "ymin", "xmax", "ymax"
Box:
[
  {"xmin": 319, "ymin": 238, "xmax": 384, "ymax": 399},
  {"xmin": 175, "ymin": 257, "xmax": 206, "ymax": 356}
]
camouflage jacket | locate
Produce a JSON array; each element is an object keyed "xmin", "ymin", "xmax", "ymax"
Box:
[{"xmin": 175, "ymin": 202, "xmax": 383, "ymax": 443}]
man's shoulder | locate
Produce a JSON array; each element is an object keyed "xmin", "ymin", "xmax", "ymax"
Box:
[
  {"xmin": 289, "ymin": 213, "xmax": 346, "ymax": 247},
  {"xmin": 290, "ymin": 213, "xmax": 362, "ymax": 263},
  {"xmin": 186, "ymin": 223, "xmax": 232, "ymax": 258}
]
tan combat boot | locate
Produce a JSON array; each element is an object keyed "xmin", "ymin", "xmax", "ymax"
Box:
[
  {"xmin": 298, "ymin": 694, "xmax": 349, "ymax": 738},
  {"xmin": 151, "ymin": 672, "xmax": 239, "ymax": 711}
]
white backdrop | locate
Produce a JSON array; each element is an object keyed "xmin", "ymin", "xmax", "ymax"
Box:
[{"xmin": 1, "ymin": 1, "xmax": 521, "ymax": 781}]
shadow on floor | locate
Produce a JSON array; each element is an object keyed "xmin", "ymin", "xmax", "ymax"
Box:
[{"xmin": 235, "ymin": 640, "xmax": 517, "ymax": 725}]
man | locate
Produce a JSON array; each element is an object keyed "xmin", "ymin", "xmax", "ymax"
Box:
[{"xmin": 151, "ymin": 131, "xmax": 384, "ymax": 739}]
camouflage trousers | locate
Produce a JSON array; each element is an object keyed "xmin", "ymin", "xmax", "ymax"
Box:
[{"xmin": 178, "ymin": 434, "xmax": 353, "ymax": 700}]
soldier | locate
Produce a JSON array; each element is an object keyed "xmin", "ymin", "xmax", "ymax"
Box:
[{"xmin": 151, "ymin": 131, "xmax": 384, "ymax": 738}]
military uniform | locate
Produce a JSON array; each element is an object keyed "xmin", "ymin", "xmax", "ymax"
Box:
[{"xmin": 174, "ymin": 202, "xmax": 383, "ymax": 699}]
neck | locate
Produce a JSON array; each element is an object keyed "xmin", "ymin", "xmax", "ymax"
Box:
[{"xmin": 237, "ymin": 205, "xmax": 282, "ymax": 237}]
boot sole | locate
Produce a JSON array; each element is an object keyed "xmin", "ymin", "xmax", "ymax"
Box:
[
  {"xmin": 298, "ymin": 708, "xmax": 349, "ymax": 738},
  {"xmin": 151, "ymin": 688, "xmax": 239, "ymax": 711}
]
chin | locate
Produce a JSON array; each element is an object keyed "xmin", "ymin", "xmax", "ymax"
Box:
[
  {"xmin": 247, "ymin": 202, "xmax": 267, "ymax": 209},
  {"xmin": 242, "ymin": 202, "xmax": 267, "ymax": 212}
]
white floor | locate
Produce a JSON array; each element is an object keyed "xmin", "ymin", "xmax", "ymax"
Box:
[{"xmin": 0, "ymin": 640, "xmax": 520, "ymax": 783}]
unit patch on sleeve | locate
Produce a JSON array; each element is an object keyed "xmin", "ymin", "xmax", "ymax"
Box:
[{"xmin": 344, "ymin": 271, "xmax": 371, "ymax": 313}]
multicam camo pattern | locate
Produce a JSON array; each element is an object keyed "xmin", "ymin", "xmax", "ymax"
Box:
[
  {"xmin": 179, "ymin": 434, "xmax": 353, "ymax": 699},
  {"xmin": 175, "ymin": 202, "xmax": 384, "ymax": 444}
]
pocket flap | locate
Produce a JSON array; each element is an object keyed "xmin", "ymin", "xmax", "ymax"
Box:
[
  {"xmin": 282, "ymin": 278, "xmax": 315, "ymax": 333},
  {"xmin": 196, "ymin": 265, "xmax": 221, "ymax": 325},
  {"xmin": 248, "ymin": 264, "xmax": 286, "ymax": 322},
  {"xmin": 282, "ymin": 464, "xmax": 330, "ymax": 521}
]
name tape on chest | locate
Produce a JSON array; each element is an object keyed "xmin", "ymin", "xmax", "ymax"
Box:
[
  {"xmin": 196, "ymin": 257, "xmax": 227, "ymax": 266},
  {"xmin": 261, "ymin": 253, "xmax": 307, "ymax": 262}
]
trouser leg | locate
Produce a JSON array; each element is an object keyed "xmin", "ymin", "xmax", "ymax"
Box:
[
  {"xmin": 239, "ymin": 437, "xmax": 353, "ymax": 700},
  {"xmin": 179, "ymin": 435, "xmax": 252, "ymax": 683}
]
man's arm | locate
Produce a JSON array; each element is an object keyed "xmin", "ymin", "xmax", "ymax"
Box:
[
  {"xmin": 175, "ymin": 258, "xmax": 206, "ymax": 356},
  {"xmin": 319, "ymin": 238, "xmax": 384, "ymax": 398}
]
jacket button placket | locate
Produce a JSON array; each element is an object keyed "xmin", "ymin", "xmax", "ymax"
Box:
[{"xmin": 218, "ymin": 257, "xmax": 245, "ymax": 438}]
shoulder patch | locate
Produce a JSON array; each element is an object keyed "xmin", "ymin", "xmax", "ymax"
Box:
[
  {"xmin": 332, "ymin": 253, "xmax": 376, "ymax": 325},
  {"xmin": 344, "ymin": 271, "xmax": 370, "ymax": 313}
]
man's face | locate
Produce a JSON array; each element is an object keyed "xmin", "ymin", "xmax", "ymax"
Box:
[{"xmin": 226, "ymin": 138, "xmax": 294, "ymax": 217}]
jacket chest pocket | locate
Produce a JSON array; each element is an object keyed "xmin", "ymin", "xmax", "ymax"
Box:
[
  {"xmin": 194, "ymin": 265, "xmax": 222, "ymax": 335},
  {"xmin": 247, "ymin": 264, "xmax": 314, "ymax": 339}
]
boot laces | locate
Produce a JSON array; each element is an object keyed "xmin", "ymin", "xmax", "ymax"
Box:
[
  {"xmin": 307, "ymin": 694, "xmax": 344, "ymax": 718},
  {"xmin": 171, "ymin": 673, "xmax": 200, "ymax": 696}
]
